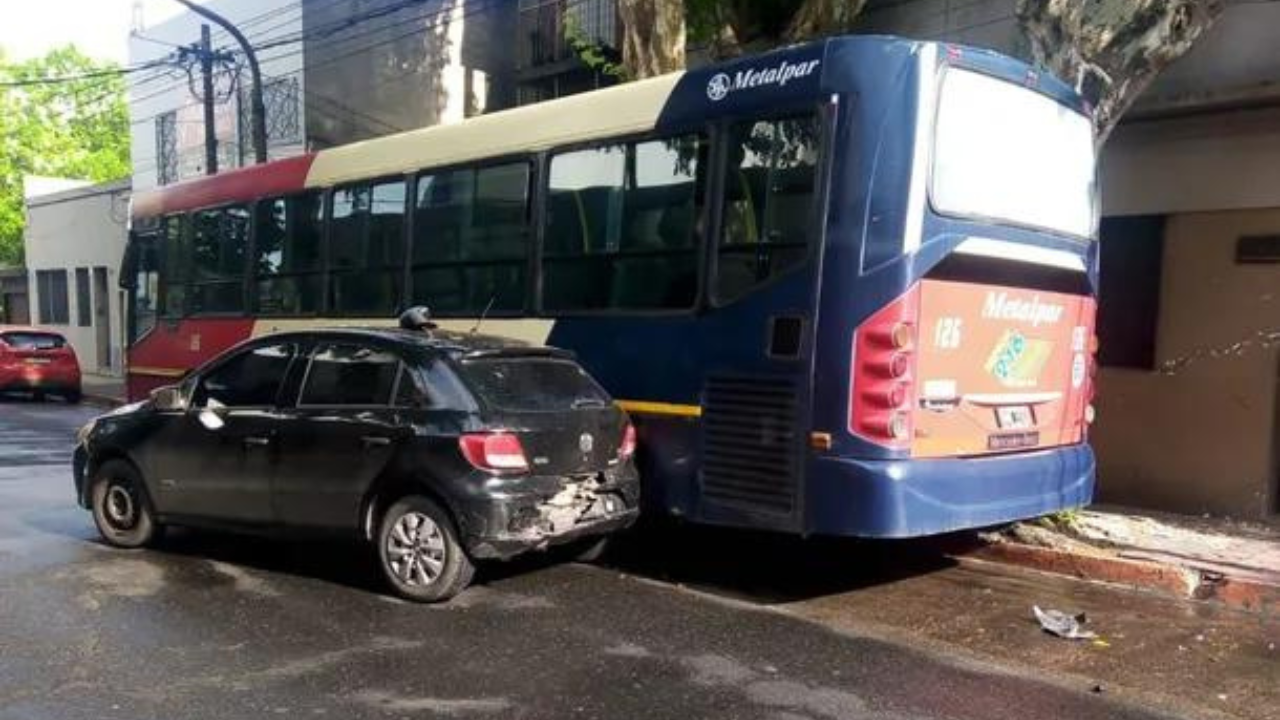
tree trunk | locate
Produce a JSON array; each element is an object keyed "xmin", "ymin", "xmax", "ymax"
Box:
[
  {"xmin": 617, "ymin": 0, "xmax": 688, "ymax": 79},
  {"xmin": 784, "ymin": 0, "xmax": 869, "ymax": 42},
  {"xmin": 1017, "ymin": 0, "xmax": 1225, "ymax": 145}
]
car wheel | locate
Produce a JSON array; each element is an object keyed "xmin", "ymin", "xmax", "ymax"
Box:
[
  {"xmin": 90, "ymin": 459, "xmax": 161, "ymax": 549},
  {"xmin": 378, "ymin": 496, "xmax": 474, "ymax": 603},
  {"xmin": 63, "ymin": 389, "xmax": 82, "ymax": 404}
]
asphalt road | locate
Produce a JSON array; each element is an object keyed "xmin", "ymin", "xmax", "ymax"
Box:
[{"xmin": 0, "ymin": 400, "xmax": 1190, "ymax": 720}]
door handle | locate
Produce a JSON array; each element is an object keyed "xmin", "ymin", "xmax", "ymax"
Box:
[
  {"xmin": 242, "ymin": 435, "xmax": 272, "ymax": 448},
  {"xmin": 360, "ymin": 435, "xmax": 392, "ymax": 449}
]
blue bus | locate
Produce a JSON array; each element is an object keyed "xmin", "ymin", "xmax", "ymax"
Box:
[{"xmin": 125, "ymin": 35, "xmax": 1100, "ymax": 538}]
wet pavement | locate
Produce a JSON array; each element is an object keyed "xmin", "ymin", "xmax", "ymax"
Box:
[{"xmin": 0, "ymin": 399, "xmax": 1257, "ymax": 719}]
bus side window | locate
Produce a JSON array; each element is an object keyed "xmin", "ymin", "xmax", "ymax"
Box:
[
  {"xmin": 254, "ymin": 192, "xmax": 324, "ymax": 315},
  {"xmin": 412, "ymin": 162, "xmax": 529, "ymax": 315},
  {"xmin": 159, "ymin": 214, "xmax": 188, "ymax": 317},
  {"xmin": 542, "ymin": 134, "xmax": 703, "ymax": 312},
  {"xmin": 189, "ymin": 205, "xmax": 249, "ymax": 314},
  {"xmin": 126, "ymin": 230, "xmax": 160, "ymax": 341},
  {"xmin": 716, "ymin": 114, "xmax": 819, "ymax": 304},
  {"xmin": 329, "ymin": 181, "xmax": 405, "ymax": 316}
]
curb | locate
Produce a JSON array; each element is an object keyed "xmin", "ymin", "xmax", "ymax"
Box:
[
  {"xmin": 81, "ymin": 393, "xmax": 123, "ymax": 409},
  {"xmin": 955, "ymin": 541, "xmax": 1280, "ymax": 615}
]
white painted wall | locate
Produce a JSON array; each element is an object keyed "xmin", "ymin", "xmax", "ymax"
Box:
[
  {"xmin": 23, "ymin": 180, "xmax": 132, "ymax": 377},
  {"xmin": 128, "ymin": 0, "xmax": 306, "ymax": 191}
]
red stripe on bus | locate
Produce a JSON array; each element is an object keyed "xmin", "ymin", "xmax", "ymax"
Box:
[{"xmin": 132, "ymin": 154, "xmax": 317, "ymax": 218}]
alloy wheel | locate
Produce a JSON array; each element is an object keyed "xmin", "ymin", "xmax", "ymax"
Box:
[{"xmin": 386, "ymin": 511, "xmax": 447, "ymax": 587}]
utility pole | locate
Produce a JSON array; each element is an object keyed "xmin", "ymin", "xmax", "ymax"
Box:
[
  {"xmin": 199, "ymin": 24, "xmax": 218, "ymax": 175},
  {"xmin": 171, "ymin": 0, "xmax": 268, "ymax": 164}
]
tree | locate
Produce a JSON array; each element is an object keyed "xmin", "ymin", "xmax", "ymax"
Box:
[
  {"xmin": 0, "ymin": 47, "xmax": 131, "ymax": 266},
  {"xmin": 1017, "ymin": 0, "xmax": 1225, "ymax": 143}
]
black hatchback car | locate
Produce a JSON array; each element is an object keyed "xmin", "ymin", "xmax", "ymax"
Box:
[{"xmin": 73, "ymin": 326, "xmax": 639, "ymax": 602}]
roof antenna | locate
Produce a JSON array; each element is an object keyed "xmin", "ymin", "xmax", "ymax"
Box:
[
  {"xmin": 398, "ymin": 306, "xmax": 437, "ymax": 336},
  {"xmin": 470, "ymin": 296, "xmax": 496, "ymax": 335}
]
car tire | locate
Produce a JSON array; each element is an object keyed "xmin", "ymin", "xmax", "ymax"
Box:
[
  {"xmin": 377, "ymin": 495, "xmax": 474, "ymax": 603},
  {"xmin": 90, "ymin": 459, "xmax": 161, "ymax": 549},
  {"xmin": 568, "ymin": 536, "xmax": 612, "ymax": 564},
  {"xmin": 63, "ymin": 389, "xmax": 82, "ymax": 404}
]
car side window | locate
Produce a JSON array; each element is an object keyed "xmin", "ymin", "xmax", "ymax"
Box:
[
  {"xmin": 392, "ymin": 367, "xmax": 428, "ymax": 409},
  {"xmin": 300, "ymin": 343, "xmax": 399, "ymax": 407},
  {"xmin": 194, "ymin": 343, "xmax": 296, "ymax": 408}
]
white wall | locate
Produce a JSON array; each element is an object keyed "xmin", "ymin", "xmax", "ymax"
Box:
[
  {"xmin": 128, "ymin": 0, "xmax": 306, "ymax": 191},
  {"xmin": 23, "ymin": 180, "xmax": 131, "ymax": 377}
]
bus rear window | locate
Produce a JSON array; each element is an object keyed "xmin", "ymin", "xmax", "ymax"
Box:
[
  {"xmin": 458, "ymin": 357, "xmax": 610, "ymax": 412},
  {"xmin": 0, "ymin": 332, "xmax": 65, "ymax": 350},
  {"xmin": 931, "ymin": 68, "xmax": 1096, "ymax": 239}
]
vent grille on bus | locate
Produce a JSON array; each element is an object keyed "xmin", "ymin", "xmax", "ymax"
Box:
[{"xmin": 700, "ymin": 375, "xmax": 802, "ymax": 516}]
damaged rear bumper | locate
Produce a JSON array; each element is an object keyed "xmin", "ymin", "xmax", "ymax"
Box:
[{"xmin": 461, "ymin": 467, "xmax": 640, "ymax": 560}]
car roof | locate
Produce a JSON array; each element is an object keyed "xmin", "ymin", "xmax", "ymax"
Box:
[
  {"xmin": 0, "ymin": 326, "xmax": 64, "ymax": 336},
  {"xmin": 251, "ymin": 327, "xmax": 573, "ymax": 360}
]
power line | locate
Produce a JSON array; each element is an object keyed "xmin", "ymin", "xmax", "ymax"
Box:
[{"xmin": 0, "ymin": 57, "xmax": 174, "ymax": 88}]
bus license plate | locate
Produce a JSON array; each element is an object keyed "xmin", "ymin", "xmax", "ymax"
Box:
[
  {"xmin": 988, "ymin": 431, "xmax": 1040, "ymax": 451},
  {"xmin": 995, "ymin": 405, "xmax": 1034, "ymax": 430}
]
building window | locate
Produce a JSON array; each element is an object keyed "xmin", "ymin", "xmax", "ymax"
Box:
[
  {"xmin": 190, "ymin": 206, "xmax": 249, "ymax": 314},
  {"xmin": 412, "ymin": 163, "xmax": 529, "ymax": 314},
  {"xmin": 254, "ymin": 192, "xmax": 324, "ymax": 315},
  {"xmin": 330, "ymin": 180, "xmax": 405, "ymax": 316},
  {"xmin": 716, "ymin": 115, "xmax": 820, "ymax": 304},
  {"xmin": 543, "ymin": 135, "xmax": 703, "ymax": 312},
  {"xmin": 35, "ymin": 270, "xmax": 70, "ymax": 325},
  {"xmin": 156, "ymin": 111, "xmax": 179, "ymax": 186},
  {"xmin": 1097, "ymin": 215, "xmax": 1165, "ymax": 370},
  {"xmin": 75, "ymin": 268, "xmax": 91, "ymax": 327}
]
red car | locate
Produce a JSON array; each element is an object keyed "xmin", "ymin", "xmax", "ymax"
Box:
[{"xmin": 0, "ymin": 326, "xmax": 81, "ymax": 403}]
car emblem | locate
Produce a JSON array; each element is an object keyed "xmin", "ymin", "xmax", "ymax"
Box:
[
  {"xmin": 579, "ymin": 433, "xmax": 594, "ymax": 454},
  {"xmin": 706, "ymin": 73, "xmax": 731, "ymax": 102}
]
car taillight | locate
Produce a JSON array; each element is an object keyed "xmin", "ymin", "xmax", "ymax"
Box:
[
  {"xmin": 618, "ymin": 423, "xmax": 637, "ymax": 460},
  {"xmin": 458, "ymin": 432, "xmax": 529, "ymax": 474},
  {"xmin": 849, "ymin": 284, "xmax": 921, "ymax": 450}
]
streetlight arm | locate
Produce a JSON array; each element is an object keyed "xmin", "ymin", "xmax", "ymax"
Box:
[{"xmin": 170, "ymin": 0, "xmax": 268, "ymax": 164}]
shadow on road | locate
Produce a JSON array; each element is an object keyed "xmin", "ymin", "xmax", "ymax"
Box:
[
  {"xmin": 59, "ymin": 516, "xmax": 974, "ymax": 607},
  {"xmin": 600, "ymin": 519, "xmax": 974, "ymax": 605}
]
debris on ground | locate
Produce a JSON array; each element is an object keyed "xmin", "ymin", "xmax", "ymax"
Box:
[{"xmin": 1033, "ymin": 605, "xmax": 1098, "ymax": 640}]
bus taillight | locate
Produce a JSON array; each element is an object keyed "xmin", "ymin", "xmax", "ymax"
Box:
[{"xmin": 849, "ymin": 285, "xmax": 922, "ymax": 449}]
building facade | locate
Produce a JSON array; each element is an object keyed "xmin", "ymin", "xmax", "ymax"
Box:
[
  {"xmin": 128, "ymin": 0, "xmax": 622, "ymax": 191},
  {"xmin": 22, "ymin": 179, "xmax": 132, "ymax": 378}
]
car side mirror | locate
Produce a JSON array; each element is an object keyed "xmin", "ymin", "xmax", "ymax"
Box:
[{"xmin": 151, "ymin": 385, "xmax": 188, "ymax": 412}]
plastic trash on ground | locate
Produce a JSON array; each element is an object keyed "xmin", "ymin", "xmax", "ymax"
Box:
[{"xmin": 1033, "ymin": 605, "xmax": 1098, "ymax": 640}]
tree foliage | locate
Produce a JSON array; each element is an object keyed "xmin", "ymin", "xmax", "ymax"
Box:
[{"xmin": 0, "ymin": 46, "xmax": 131, "ymax": 266}]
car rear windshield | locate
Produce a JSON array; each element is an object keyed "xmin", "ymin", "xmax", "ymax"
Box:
[
  {"xmin": 458, "ymin": 357, "xmax": 611, "ymax": 412},
  {"xmin": 0, "ymin": 332, "xmax": 65, "ymax": 350}
]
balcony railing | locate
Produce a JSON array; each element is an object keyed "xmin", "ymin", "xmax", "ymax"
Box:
[{"xmin": 517, "ymin": 0, "xmax": 620, "ymax": 70}]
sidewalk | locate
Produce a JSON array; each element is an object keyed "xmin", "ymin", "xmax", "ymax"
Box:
[
  {"xmin": 963, "ymin": 507, "xmax": 1280, "ymax": 614},
  {"xmin": 81, "ymin": 373, "xmax": 126, "ymax": 407}
]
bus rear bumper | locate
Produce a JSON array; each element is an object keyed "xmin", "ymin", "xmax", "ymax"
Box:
[{"xmin": 806, "ymin": 444, "xmax": 1095, "ymax": 538}]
